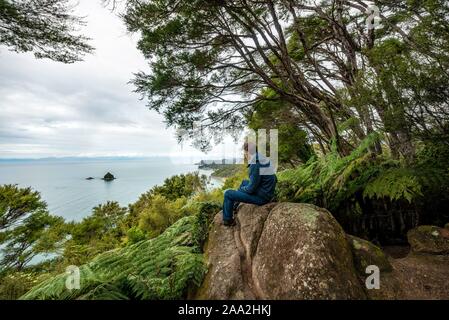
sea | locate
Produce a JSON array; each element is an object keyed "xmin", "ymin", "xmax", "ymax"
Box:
[{"xmin": 0, "ymin": 157, "xmax": 222, "ymax": 221}]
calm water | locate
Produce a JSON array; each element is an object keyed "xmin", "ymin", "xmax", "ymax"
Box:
[{"xmin": 0, "ymin": 158, "xmax": 220, "ymax": 221}]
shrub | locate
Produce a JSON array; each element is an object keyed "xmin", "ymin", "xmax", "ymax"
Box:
[
  {"xmin": 191, "ymin": 202, "xmax": 222, "ymax": 249},
  {"xmin": 275, "ymin": 135, "xmax": 449, "ymax": 242},
  {"xmin": 0, "ymin": 272, "xmax": 49, "ymax": 300},
  {"xmin": 21, "ymin": 216, "xmax": 207, "ymax": 300}
]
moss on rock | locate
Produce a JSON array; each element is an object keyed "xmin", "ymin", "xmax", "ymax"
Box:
[{"xmin": 346, "ymin": 235, "xmax": 392, "ymax": 274}]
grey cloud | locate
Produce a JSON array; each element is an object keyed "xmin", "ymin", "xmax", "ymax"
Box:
[
  {"xmin": 0, "ymin": 1, "xmax": 166, "ymax": 158},
  {"xmin": 0, "ymin": 1, "xmax": 235, "ymax": 159}
]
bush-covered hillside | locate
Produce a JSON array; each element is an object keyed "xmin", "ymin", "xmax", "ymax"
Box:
[
  {"xmin": 0, "ymin": 173, "xmax": 223, "ymax": 300},
  {"xmin": 211, "ymin": 164, "xmax": 245, "ymax": 178},
  {"xmin": 20, "ymin": 202, "xmax": 220, "ymax": 300}
]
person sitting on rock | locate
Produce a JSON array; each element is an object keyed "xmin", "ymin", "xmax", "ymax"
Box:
[{"xmin": 222, "ymin": 141, "xmax": 277, "ymax": 226}]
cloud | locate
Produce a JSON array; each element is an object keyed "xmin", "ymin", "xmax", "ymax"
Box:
[{"xmin": 0, "ymin": 1, "xmax": 242, "ymax": 160}]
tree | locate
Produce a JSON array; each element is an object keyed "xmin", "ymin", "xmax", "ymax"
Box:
[
  {"xmin": 147, "ymin": 172, "xmax": 207, "ymax": 202},
  {"xmin": 79, "ymin": 201, "xmax": 127, "ymax": 239},
  {"xmin": 125, "ymin": 172, "xmax": 207, "ymax": 238},
  {"xmin": 138, "ymin": 194, "xmax": 188, "ymax": 238},
  {"xmin": 0, "ymin": 185, "xmax": 67, "ymax": 272},
  {"xmin": 247, "ymin": 89, "xmax": 315, "ymax": 165},
  {"xmin": 0, "ymin": 184, "xmax": 46, "ymax": 230},
  {"xmin": 123, "ymin": 0, "xmax": 449, "ymax": 160},
  {"xmin": 0, "ymin": 0, "xmax": 93, "ymax": 63},
  {"xmin": 63, "ymin": 201, "xmax": 128, "ymax": 265},
  {"xmin": 0, "ymin": 211, "xmax": 66, "ymax": 271},
  {"xmin": 123, "ymin": 0, "xmax": 347, "ymax": 152},
  {"xmin": 70, "ymin": 201, "xmax": 127, "ymax": 244}
]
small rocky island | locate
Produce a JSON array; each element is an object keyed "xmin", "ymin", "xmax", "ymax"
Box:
[
  {"xmin": 85, "ymin": 177, "xmax": 94, "ymax": 180},
  {"xmin": 102, "ymin": 172, "xmax": 116, "ymax": 181}
]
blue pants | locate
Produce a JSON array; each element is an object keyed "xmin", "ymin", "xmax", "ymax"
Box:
[{"xmin": 222, "ymin": 180, "xmax": 268, "ymax": 221}]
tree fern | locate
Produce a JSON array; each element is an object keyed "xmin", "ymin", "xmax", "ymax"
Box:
[
  {"xmin": 20, "ymin": 212, "xmax": 213, "ymax": 300},
  {"xmin": 363, "ymin": 168, "xmax": 423, "ymax": 203},
  {"xmin": 275, "ymin": 132, "xmax": 428, "ymax": 208}
]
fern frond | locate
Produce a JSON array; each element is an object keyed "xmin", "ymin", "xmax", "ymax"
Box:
[
  {"xmin": 21, "ymin": 213, "xmax": 210, "ymax": 300},
  {"xmin": 363, "ymin": 168, "xmax": 423, "ymax": 203}
]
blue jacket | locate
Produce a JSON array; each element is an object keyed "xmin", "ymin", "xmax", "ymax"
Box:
[{"xmin": 239, "ymin": 153, "xmax": 277, "ymax": 201}]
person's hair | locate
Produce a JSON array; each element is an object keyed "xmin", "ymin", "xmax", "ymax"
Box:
[{"xmin": 243, "ymin": 140, "xmax": 257, "ymax": 153}]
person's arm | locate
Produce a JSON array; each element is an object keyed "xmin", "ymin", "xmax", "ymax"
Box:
[
  {"xmin": 240, "ymin": 163, "xmax": 261, "ymax": 194},
  {"xmin": 238, "ymin": 179, "xmax": 249, "ymax": 192}
]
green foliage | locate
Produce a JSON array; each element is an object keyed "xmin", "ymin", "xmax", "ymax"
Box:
[
  {"xmin": 191, "ymin": 202, "xmax": 221, "ymax": 249},
  {"xmin": 122, "ymin": 172, "xmax": 208, "ymax": 240},
  {"xmin": 0, "ymin": 0, "xmax": 93, "ymax": 62},
  {"xmin": 363, "ymin": 168, "xmax": 423, "ymax": 203},
  {"xmin": 0, "ymin": 185, "xmax": 67, "ymax": 272},
  {"xmin": 188, "ymin": 188, "xmax": 225, "ymax": 207},
  {"xmin": 62, "ymin": 201, "xmax": 128, "ymax": 266},
  {"xmin": 124, "ymin": 0, "xmax": 449, "ymax": 162},
  {"xmin": 21, "ymin": 216, "xmax": 208, "ymax": 300},
  {"xmin": 129, "ymin": 172, "xmax": 206, "ymax": 217},
  {"xmin": 412, "ymin": 140, "xmax": 449, "ymax": 224},
  {"xmin": 2, "ymin": 172, "xmax": 221, "ymax": 300},
  {"xmin": 221, "ymin": 166, "xmax": 248, "ymax": 191},
  {"xmin": 0, "ymin": 211, "xmax": 66, "ymax": 272},
  {"xmin": 211, "ymin": 164, "xmax": 244, "ymax": 178},
  {"xmin": 0, "ymin": 271, "xmax": 49, "ymax": 300},
  {"xmin": 416, "ymin": 139, "xmax": 449, "ymax": 173},
  {"xmin": 248, "ymin": 92, "xmax": 315, "ymax": 166},
  {"xmin": 137, "ymin": 195, "xmax": 189, "ymax": 238},
  {"xmin": 0, "ymin": 184, "xmax": 47, "ymax": 230},
  {"xmin": 72, "ymin": 201, "xmax": 127, "ymax": 243},
  {"xmin": 276, "ymin": 134, "xmax": 449, "ymax": 240},
  {"xmin": 276, "ymin": 133, "xmax": 425, "ymax": 207},
  {"xmin": 150, "ymin": 172, "xmax": 207, "ymax": 201},
  {"xmin": 125, "ymin": 226, "xmax": 146, "ymax": 245},
  {"xmin": 277, "ymin": 124, "xmax": 314, "ymax": 166}
]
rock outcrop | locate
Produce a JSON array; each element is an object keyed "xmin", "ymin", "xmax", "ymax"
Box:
[
  {"xmin": 346, "ymin": 235, "xmax": 402, "ymax": 300},
  {"xmin": 194, "ymin": 204, "xmax": 449, "ymax": 300},
  {"xmin": 102, "ymin": 172, "xmax": 116, "ymax": 181},
  {"xmin": 346, "ymin": 235, "xmax": 392, "ymax": 274},
  {"xmin": 387, "ymin": 252, "xmax": 449, "ymax": 299},
  {"xmin": 194, "ymin": 202, "xmax": 366, "ymax": 300},
  {"xmin": 407, "ymin": 225, "xmax": 449, "ymax": 254},
  {"xmin": 349, "ymin": 226, "xmax": 449, "ymax": 300}
]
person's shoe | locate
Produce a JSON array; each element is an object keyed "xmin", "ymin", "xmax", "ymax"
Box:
[{"xmin": 223, "ymin": 219, "xmax": 236, "ymax": 227}]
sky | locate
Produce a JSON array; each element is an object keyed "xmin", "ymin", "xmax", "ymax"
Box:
[{"xmin": 0, "ymin": 1, "xmax": 241, "ymax": 162}]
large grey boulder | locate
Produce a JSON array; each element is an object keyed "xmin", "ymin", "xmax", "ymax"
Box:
[{"xmin": 194, "ymin": 202, "xmax": 366, "ymax": 300}]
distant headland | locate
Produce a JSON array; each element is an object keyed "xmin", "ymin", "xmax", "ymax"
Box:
[{"xmin": 196, "ymin": 158, "xmax": 243, "ymax": 169}]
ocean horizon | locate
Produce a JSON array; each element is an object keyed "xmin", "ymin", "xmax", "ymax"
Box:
[{"xmin": 0, "ymin": 157, "xmax": 222, "ymax": 221}]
